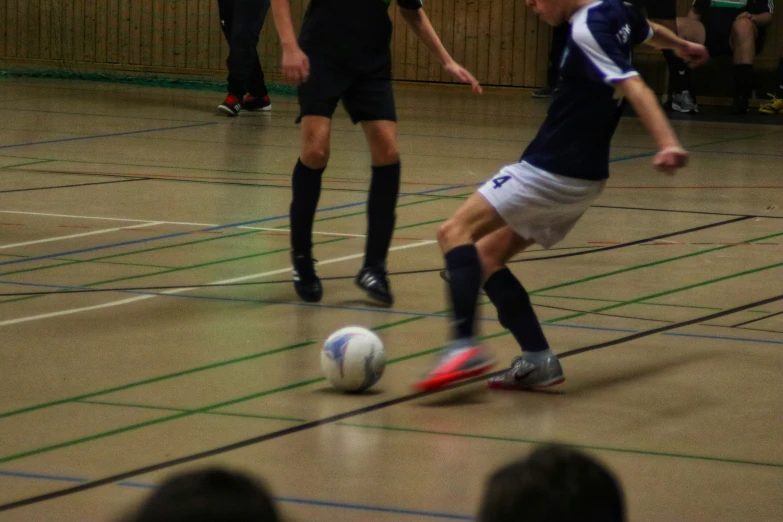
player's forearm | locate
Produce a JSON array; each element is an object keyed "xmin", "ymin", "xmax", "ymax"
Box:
[
  {"xmin": 645, "ymin": 21, "xmax": 689, "ymax": 52},
  {"xmin": 750, "ymin": 12, "xmax": 773, "ymax": 27},
  {"xmin": 270, "ymin": 0, "xmax": 299, "ymax": 49},
  {"xmin": 399, "ymin": 8, "xmax": 454, "ymax": 66},
  {"xmin": 617, "ymin": 76, "xmax": 681, "ymax": 150}
]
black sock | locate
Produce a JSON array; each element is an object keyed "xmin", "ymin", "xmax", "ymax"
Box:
[
  {"xmin": 665, "ymin": 52, "xmax": 691, "ymax": 93},
  {"xmin": 290, "ymin": 159, "xmax": 325, "ymax": 256},
  {"xmin": 444, "ymin": 245, "xmax": 482, "ymax": 340},
  {"xmin": 734, "ymin": 64, "xmax": 753, "ymax": 98},
  {"xmin": 483, "ymin": 268, "xmax": 550, "ymax": 353},
  {"xmin": 364, "ymin": 162, "xmax": 401, "ymax": 268},
  {"xmin": 777, "ymin": 58, "xmax": 783, "ymax": 97}
]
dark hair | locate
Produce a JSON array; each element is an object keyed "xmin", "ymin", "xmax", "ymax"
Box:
[
  {"xmin": 478, "ymin": 446, "xmax": 626, "ymax": 522},
  {"xmin": 125, "ymin": 467, "xmax": 280, "ymax": 522}
]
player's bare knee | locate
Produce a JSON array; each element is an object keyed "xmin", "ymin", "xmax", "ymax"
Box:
[
  {"xmin": 371, "ymin": 141, "xmax": 400, "ymax": 166},
  {"xmin": 437, "ymin": 218, "xmax": 469, "ymax": 249},
  {"xmin": 301, "ymin": 145, "xmax": 330, "ymax": 169},
  {"xmin": 731, "ymin": 17, "xmax": 755, "ymax": 42}
]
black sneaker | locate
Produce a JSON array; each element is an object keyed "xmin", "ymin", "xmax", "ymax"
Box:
[
  {"xmin": 729, "ymin": 95, "xmax": 749, "ymax": 115},
  {"xmin": 218, "ymin": 95, "xmax": 242, "ymax": 117},
  {"xmin": 292, "ymin": 253, "xmax": 322, "ymax": 302},
  {"xmin": 243, "ymin": 94, "xmax": 272, "ymax": 112},
  {"xmin": 355, "ymin": 266, "xmax": 393, "ymax": 305}
]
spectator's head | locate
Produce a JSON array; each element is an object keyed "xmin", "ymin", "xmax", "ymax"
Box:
[
  {"xmin": 478, "ymin": 445, "xmax": 626, "ymax": 522},
  {"xmin": 125, "ymin": 467, "xmax": 280, "ymax": 522}
]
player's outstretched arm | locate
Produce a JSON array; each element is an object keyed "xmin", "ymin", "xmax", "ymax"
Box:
[
  {"xmin": 645, "ymin": 21, "xmax": 709, "ymax": 67},
  {"xmin": 399, "ymin": 7, "xmax": 482, "ymax": 94},
  {"xmin": 269, "ymin": 0, "xmax": 309, "ymax": 85},
  {"xmin": 614, "ymin": 75, "xmax": 687, "ymax": 175}
]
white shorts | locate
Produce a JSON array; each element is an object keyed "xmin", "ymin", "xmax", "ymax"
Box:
[{"xmin": 478, "ymin": 161, "xmax": 605, "ymax": 249}]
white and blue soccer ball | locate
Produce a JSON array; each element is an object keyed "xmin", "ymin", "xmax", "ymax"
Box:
[{"xmin": 321, "ymin": 326, "xmax": 386, "ymax": 392}]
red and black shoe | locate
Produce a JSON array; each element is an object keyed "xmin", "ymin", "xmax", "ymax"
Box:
[
  {"xmin": 413, "ymin": 339, "xmax": 495, "ymax": 393},
  {"xmin": 243, "ymin": 94, "xmax": 272, "ymax": 112},
  {"xmin": 218, "ymin": 94, "xmax": 243, "ymax": 117}
]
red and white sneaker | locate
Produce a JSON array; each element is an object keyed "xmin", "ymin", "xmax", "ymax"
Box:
[{"xmin": 413, "ymin": 339, "xmax": 495, "ymax": 393}]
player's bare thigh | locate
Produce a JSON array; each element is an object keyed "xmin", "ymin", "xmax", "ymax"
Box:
[
  {"xmin": 437, "ymin": 192, "xmax": 507, "ymax": 253},
  {"xmin": 676, "ymin": 16, "xmax": 706, "ymax": 45}
]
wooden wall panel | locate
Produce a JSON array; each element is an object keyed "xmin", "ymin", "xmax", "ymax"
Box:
[
  {"xmin": 2, "ymin": 0, "xmax": 780, "ymax": 94},
  {"xmin": 106, "ymin": 0, "xmax": 118, "ymax": 63}
]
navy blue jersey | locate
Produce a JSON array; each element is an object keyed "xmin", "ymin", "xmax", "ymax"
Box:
[{"xmin": 521, "ymin": 0, "xmax": 653, "ymax": 181}]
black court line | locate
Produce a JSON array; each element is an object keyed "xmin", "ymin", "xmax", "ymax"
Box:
[
  {"xmin": 731, "ymin": 310, "xmax": 783, "ymax": 328},
  {"xmin": 0, "ymin": 178, "xmax": 146, "ymax": 194},
  {"xmin": 506, "ymin": 215, "xmax": 751, "ymax": 264},
  {"xmin": 592, "ymin": 204, "xmax": 783, "ymax": 220},
  {"xmin": 0, "ymin": 217, "xmax": 749, "ymax": 297},
  {"xmin": 0, "ymin": 122, "xmax": 217, "ymax": 150},
  {"xmin": 1, "ymin": 291, "xmax": 780, "ymax": 513}
]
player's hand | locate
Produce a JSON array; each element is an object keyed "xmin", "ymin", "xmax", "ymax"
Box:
[
  {"xmin": 444, "ymin": 61, "xmax": 483, "ymax": 94},
  {"xmin": 654, "ymin": 145, "xmax": 688, "ymax": 175},
  {"xmin": 675, "ymin": 41, "xmax": 709, "ymax": 68},
  {"xmin": 282, "ymin": 45, "xmax": 310, "ymax": 86},
  {"xmin": 735, "ymin": 11, "xmax": 753, "ymax": 20}
]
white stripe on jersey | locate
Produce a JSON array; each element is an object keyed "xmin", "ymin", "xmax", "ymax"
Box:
[{"xmin": 571, "ymin": 2, "xmax": 640, "ymax": 84}]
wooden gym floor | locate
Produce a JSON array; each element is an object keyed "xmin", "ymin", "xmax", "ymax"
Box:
[{"xmin": 0, "ymin": 77, "xmax": 781, "ymax": 522}]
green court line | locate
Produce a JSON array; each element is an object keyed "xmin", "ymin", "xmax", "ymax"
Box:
[
  {"xmin": 0, "ymin": 191, "xmax": 465, "ymax": 304},
  {"xmin": 339, "ymin": 423, "xmax": 783, "ymax": 469},
  {"xmin": 1, "ymin": 256, "xmax": 781, "ymax": 464},
  {"xmin": 549, "ymin": 260, "xmax": 783, "ymax": 323},
  {"xmin": 0, "ymin": 312, "xmax": 428, "ymax": 420},
  {"xmin": 0, "ymin": 252, "xmax": 176, "ymax": 270},
  {"xmin": 1, "ymin": 229, "xmax": 779, "ymax": 423},
  {"xmin": 71, "ymin": 399, "xmax": 783, "ymax": 469},
  {"xmin": 78, "ymin": 399, "xmax": 308, "ymax": 423},
  {"xmin": 527, "ymin": 231, "xmax": 783, "ymax": 296},
  {"xmin": 535, "ymin": 294, "xmax": 772, "ymax": 314},
  {"xmin": 0, "ymin": 159, "xmax": 54, "ymax": 169}
]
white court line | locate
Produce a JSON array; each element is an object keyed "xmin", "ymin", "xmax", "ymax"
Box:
[
  {"xmin": 0, "ymin": 222, "xmax": 164, "ymax": 250},
  {"xmin": 0, "ymin": 240, "xmax": 437, "ymax": 327},
  {"xmin": 0, "ymin": 210, "xmax": 367, "ymax": 237}
]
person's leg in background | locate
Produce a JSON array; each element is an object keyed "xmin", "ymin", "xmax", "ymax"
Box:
[
  {"xmin": 759, "ymin": 50, "xmax": 783, "ymax": 114},
  {"xmin": 217, "ymin": 0, "xmax": 271, "ymax": 116}
]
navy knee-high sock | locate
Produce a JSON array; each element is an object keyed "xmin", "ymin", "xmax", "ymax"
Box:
[
  {"xmin": 290, "ymin": 159, "xmax": 325, "ymax": 256},
  {"xmin": 444, "ymin": 245, "xmax": 482, "ymax": 340},
  {"xmin": 365, "ymin": 162, "xmax": 401, "ymax": 267},
  {"xmin": 483, "ymin": 267, "xmax": 550, "ymax": 352}
]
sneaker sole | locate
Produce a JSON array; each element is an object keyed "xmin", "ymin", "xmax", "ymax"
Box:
[
  {"xmin": 413, "ymin": 361, "xmax": 495, "ymax": 393},
  {"xmin": 217, "ymin": 106, "xmax": 239, "ymax": 117},
  {"xmin": 245, "ymin": 106, "xmax": 272, "ymax": 112},
  {"xmin": 488, "ymin": 376, "xmax": 565, "ymax": 391},
  {"xmin": 355, "ymin": 281, "xmax": 393, "ymax": 306}
]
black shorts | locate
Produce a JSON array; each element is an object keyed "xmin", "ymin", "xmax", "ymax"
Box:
[
  {"xmin": 642, "ymin": 0, "xmax": 677, "ymax": 20},
  {"xmin": 296, "ymin": 53, "xmax": 396, "ymax": 124},
  {"xmin": 703, "ymin": 11, "xmax": 767, "ymax": 57}
]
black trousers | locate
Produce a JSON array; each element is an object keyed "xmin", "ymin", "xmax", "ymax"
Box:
[{"xmin": 218, "ymin": 0, "xmax": 270, "ymax": 97}]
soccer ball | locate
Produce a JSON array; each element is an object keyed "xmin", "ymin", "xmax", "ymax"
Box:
[{"xmin": 321, "ymin": 326, "xmax": 386, "ymax": 392}]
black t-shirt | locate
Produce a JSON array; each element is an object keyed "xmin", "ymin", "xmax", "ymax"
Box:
[
  {"xmin": 692, "ymin": 0, "xmax": 773, "ymax": 16},
  {"xmin": 299, "ymin": 0, "xmax": 423, "ymax": 67}
]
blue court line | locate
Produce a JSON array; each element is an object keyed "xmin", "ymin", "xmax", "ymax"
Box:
[
  {"xmin": 0, "ymin": 183, "xmax": 467, "ymax": 268},
  {"xmin": 0, "ymin": 470, "xmax": 472, "ymax": 520},
  {"xmin": 2, "ymin": 279, "xmax": 781, "ymax": 346},
  {"xmin": 0, "ymin": 122, "xmax": 217, "ymax": 150}
]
